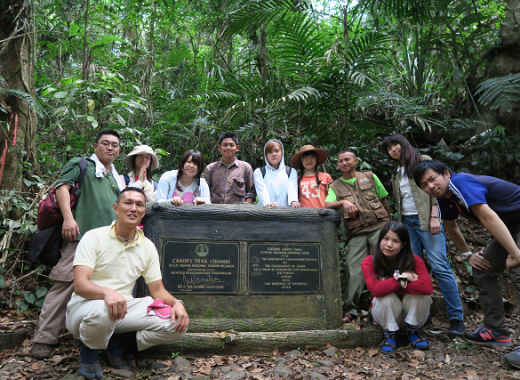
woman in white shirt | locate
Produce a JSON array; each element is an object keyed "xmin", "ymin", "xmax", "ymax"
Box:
[
  {"xmin": 254, "ymin": 139, "xmax": 300, "ymax": 207},
  {"xmin": 123, "ymin": 144, "xmax": 158, "ymax": 202},
  {"xmin": 157, "ymin": 149, "xmax": 211, "ymax": 205}
]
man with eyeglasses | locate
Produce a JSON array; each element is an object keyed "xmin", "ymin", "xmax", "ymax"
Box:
[{"xmin": 32, "ymin": 129, "xmax": 126, "ymax": 359}]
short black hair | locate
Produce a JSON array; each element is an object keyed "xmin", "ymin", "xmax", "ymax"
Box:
[
  {"xmin": 218, "ymin": 131, "xmax": 238, "ymax": 145},
  {"xmin": 412, "ymin": 160, "xmax": 450, "ymax": 187},
  {"xmin": 338, "ymin": 148, "xmax": 357, "ymax": 157},
  {"xmin": 117, "ymin": 186, "xmax": 146, "ymax": 202},
  {"xmin": 96, "ymin": 129, "xmax": 121, "ymax": 143}
]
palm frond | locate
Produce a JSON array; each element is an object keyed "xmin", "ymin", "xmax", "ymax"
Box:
[{"xmin": 475, "ymin": 73, "xmax": 520, "ymax": 113}]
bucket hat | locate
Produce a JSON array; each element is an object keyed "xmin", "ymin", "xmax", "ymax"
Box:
[
  {"xmin": 126, "ymin": 145, "xmax": 159, "ymax": 171},
  {"xmin": 290, "ymin": 145, "xmax": 328, "ymax": 168}
]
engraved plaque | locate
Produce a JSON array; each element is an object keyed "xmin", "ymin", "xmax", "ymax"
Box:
[
  {"xmin": 249, "ymin": 243, "xmax": 321, "ymax": 293},
  {"xmin": 162, "ymin": 240, "xmax": 239, "ymax": 294}
]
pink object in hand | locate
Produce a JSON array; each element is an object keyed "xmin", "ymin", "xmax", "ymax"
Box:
[{"xmin": 147, "ymin": 298, "xmax": 172, "ymax": 319}]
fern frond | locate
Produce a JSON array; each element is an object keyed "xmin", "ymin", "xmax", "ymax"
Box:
[{"xmin": 475, "ymin": 73, "xmax": 520, "ymax": 113}]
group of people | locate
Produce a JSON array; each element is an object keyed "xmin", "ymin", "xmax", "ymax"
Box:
[{"xmin": 29, "ymin": 128, "xmax": 520, "ymax": 377}]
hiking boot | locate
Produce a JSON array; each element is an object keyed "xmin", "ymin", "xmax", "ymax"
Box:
[
  {"xmin": 31, "ymin": 343, "xmax": 55, "ymax": 359},
  {"xmin": 448, "ymin": 319, "xmax": 465, "ymax": 337},
  {"xmin": 79, "ymin": 342, "xmax": 103, "ymax": 379},
  {"xmin": 465, "ymin": 326, "xmax": 512, "ymax": 346},
  {"xmin": 79, "ymin": 362, "xmax": 103, "ymax": 379},
  {"xmin": 504, "ymin": 347, "xmax": 520, "ymax": 369}
]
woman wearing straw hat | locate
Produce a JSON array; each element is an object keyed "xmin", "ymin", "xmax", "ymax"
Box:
[
  {"xmin": 123, "ymin": 144, "xmax": 159, "ymax": 202},
  {"xmin": 290, "ymin": 145, "xmax": 332, "ymax": 208}
]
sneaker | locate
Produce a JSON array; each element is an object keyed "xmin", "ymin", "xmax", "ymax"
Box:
[
  {"xmin": 407, "ymin": 325, "xmax": 429, "ymax": 350},
  {"xmin": 31, "ymin": 343, "xmax": 55, "ymax": 359},
  {"xmin": 465, "ymin": 326, "xmax": 512, "ymax": 346},
  {"xmin": 409, "ymin": 332, "xmax": 429, "ymax": 350},
  {"xmin": 504, "ymin": 347, "xmax": 520, "ymax": 369},
  {"xmin": 448, "ymin": 319, "xmax": 465, "ymax": 336},
  {"xmin": 381, "ymin": 331, "xmax": 397, "ymax": 354}
]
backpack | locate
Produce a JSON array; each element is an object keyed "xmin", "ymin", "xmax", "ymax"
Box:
[
  {"xmin": 260, "ymin": 166, "xmax": 292, "ymax": 178},
  {"xmin": 36, "ymin": 157, "xmax": 89, "ymax": 230},
  {"xmin": 29, "ymin": 157, "xmax": 89, "ymax": 266}
]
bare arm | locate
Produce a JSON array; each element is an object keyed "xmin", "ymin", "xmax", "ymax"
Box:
[
  {"xmin": 471, "ymin": 203, "xmax": 520, "ymax": 267},
  {"xmin": 56, "ymin": 184, "xmax": 79, "ymax": 241},
  {"xmin": 148, "ymin": 280, "xmax": 189, "ymax": 332},
  {"xmin": 444, "ymin": 219, "xmax": 471, "ymax": 252},
  {"xmin": 73, "ymin": 265, "xmax": 127, "ymax": 320},
  {"xmin": 429, "ymin": 204, "xmax": 441, "ymax": 235},
  {"xmin": 325, "ymin": 199, "xmax": 358, "ymax": 216}
]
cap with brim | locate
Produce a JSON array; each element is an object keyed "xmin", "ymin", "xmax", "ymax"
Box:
[
  {"xmin": 290, "ymin": 145, "xmax": 328, "ymax": 168},
  {"xmin": 125, "ymin": 145, "xmax": 159, "ymax": 171}
]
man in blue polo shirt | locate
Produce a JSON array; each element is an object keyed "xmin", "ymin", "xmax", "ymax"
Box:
[{"xmin": 413, "ymin": 160, "xmax": 520, "ymax": 366}]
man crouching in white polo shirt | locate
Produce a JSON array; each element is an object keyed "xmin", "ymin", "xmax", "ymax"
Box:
[{"xmin": 66, "ymin": 187, "xmax": 189, "ymax": 379}]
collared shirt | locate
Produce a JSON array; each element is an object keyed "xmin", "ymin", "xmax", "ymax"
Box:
[
  {"xmin": 55, "ymin": 154, "xmax": 125, "ymax": 239},
  {"xmin": 203, "ymin": 159, "xmax": 255, "ymax": 204},
  {"xmin": 70, "ymin": 223, "xmax": 162, "ymax": 303},
  {"xmin": 438, "ymin": 172, "xmax": 520, "ymax": 223}
]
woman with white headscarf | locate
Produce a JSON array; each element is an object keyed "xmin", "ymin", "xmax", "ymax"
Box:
[{"xmin": 254, "ymin": 139, "xmax": 300, "ymax": 207}]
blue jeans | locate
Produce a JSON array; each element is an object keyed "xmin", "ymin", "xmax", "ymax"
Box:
[{"xmin": 402, "ymin": 215, "xmax": 464, "ymax": 321}]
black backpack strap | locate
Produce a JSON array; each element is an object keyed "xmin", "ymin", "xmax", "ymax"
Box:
[
  {"xmin": 79, "ymin": 157, "xmax": 89, "ymax": 186},
  {"xmin": 261, "ymin": 166, "xmax": 266, "ymax": 178}
]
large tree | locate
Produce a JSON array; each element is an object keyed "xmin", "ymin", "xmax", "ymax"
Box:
[{"xmin": 0, "ymin": 1, "xmax": 38, "ymax": 191}]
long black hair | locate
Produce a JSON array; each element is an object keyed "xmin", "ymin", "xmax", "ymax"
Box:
[
  {"xmin": 373, "ymin": 222, "xmax": 416, "ymax": 278},
  {"xmin": 176, "ymin": 149, "xmax": 204, "ymax": 196},
  {"xmin": 382, "ymin": 134, "xmax": 421, "ymax": 178}
]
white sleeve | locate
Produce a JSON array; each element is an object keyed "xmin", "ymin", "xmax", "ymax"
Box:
[
  {"xmin": 253, "ymin": 168, "xmax": 269, "ymax": 206},
  {"xmin": 287, "ymin": 168, "xmax": 299, "ymax": 204},
  {"xmin": 156, "ymin": 170, "xmax": 177, "ymax": 202},
  {"xmin": 199, "ymin": 178, "xmax": 212, "ymax": 204},
  {"xmin": 128, "ymin": 178, "xmax": 156, "ymax": 203}
]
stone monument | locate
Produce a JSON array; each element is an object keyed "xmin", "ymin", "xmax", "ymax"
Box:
[{"xmin": 142, "ymin": 203, "xmax": 342, "ymax": 333}]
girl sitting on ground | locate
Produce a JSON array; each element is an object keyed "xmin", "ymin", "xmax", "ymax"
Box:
[
  {"xmin": 123, "ymin": 144, "xmax": 159, "ymax": 202},
  {"xmin": 254, "ymin": 139, "xmax": 299, "ymax": 207},
  {"xmin": 361, "ymin": 221, "xmax": 433, "ymax": 353},
  {"xmin": 290, "ymin": 145, "xmax": 332, "ymax": 208},
  {"xmin": 157, "ymin": 149, "xmax": 211, "ymax": 205}
]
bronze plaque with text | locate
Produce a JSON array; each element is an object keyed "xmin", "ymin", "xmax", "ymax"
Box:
[
  {"xmin": 248, "ymin": 243, "xmax": 321, "ymax": 293},
  {"xmin": 162, "ymin": 241, "xmax": 239, "ymax": 294}
]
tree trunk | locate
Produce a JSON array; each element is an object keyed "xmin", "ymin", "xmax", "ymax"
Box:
[
  {"xmin": 0, "ymin": 1, "xmax": 38, "ymax": 191},
  {"xmin": 485, "ymin": 0, "xmax": 520, "ymax": 134}
]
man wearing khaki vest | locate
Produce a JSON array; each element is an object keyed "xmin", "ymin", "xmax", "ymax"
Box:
[{"xmin": 326, "ymin": 149, "xmax": 390, "ymax": 320}]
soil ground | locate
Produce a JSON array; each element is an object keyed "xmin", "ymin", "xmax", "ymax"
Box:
[{"xmin": 1, "ymin": 221, "xmax": 520, "ymax": 379}]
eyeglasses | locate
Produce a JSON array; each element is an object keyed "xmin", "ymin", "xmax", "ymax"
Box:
[{"xmin": 99, "ymin": 141, "xmax": 120, "ymax": 148}]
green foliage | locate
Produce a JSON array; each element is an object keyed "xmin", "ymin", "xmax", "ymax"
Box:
[{"xmin": 475, "ymin": 73, "xmax": 520, "ymax": 113}]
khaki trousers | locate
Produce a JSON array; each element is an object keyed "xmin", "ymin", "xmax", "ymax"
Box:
[
  {"xmin": 342, "ymin": 228, "xmax": 382, "ymax": 311},
  {"xmin": 66, "ymin": 296, "xmax": 184, "ymax": 351},
  {"xmin": 371, "ymin": 293, "xmax": 432, "ymax": 332},
  {"xmin": 32, "ymin": 241, "xmax": 77, "ymax": 345}
]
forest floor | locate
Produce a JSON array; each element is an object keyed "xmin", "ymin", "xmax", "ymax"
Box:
[{"xmin": 1, "ymin": 220, "xmax": 520, "ymax": 379}]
